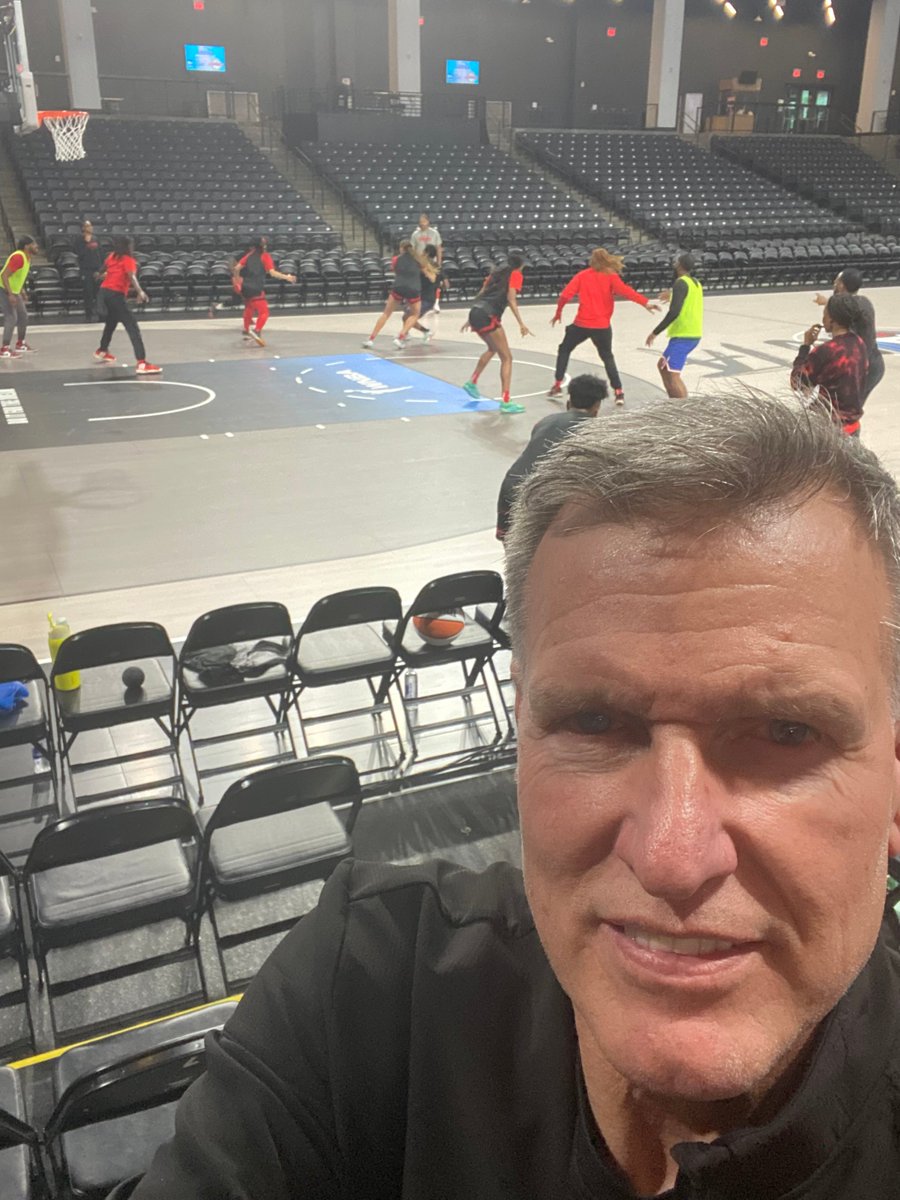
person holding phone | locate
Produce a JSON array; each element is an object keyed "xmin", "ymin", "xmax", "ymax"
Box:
[{"xmin": 791, "ymin": 293, "xmax": 868, "ymax": 436}]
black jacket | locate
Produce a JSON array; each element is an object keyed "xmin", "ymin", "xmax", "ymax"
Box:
[{"xmin": 128, "ymin": 859, "xmax": 900, "ymax": 1199}]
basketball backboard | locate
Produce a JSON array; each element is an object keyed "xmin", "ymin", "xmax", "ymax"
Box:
[{"xmin": 2, "ymin": 0, "xmax": 39, "ymax": 133}]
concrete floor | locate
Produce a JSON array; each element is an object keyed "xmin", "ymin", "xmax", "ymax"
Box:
[{"xmin": 1, "ymin": 287, "xmax": 898, "ymax": 650}]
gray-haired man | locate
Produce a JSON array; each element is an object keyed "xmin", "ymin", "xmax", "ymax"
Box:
[{"xmin": 125, "ymin": 395, "xmax": 900, "ymax": 1199}]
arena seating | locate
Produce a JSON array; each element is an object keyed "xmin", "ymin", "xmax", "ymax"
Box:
[
  {"xmin": 518, "ymin": 130, "xmax": 851, "ymax": 243},
  {"xmin": 714, "ymin": 134, "xmax": 900, "ymax": 236},
  {"xmin": 302, "ymin": 140, "xmax": 617, "ymax": 250},
  {"xmin": 8, "ymin": 117, "xmax": 337, "ymax": 256}
]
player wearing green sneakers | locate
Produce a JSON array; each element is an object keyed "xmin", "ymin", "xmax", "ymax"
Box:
[{"xmin": 462, "ymin": 253, "xmax": 532, "ymax": 414}]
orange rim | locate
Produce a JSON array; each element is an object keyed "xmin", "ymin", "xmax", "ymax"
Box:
[{"xmin": 37, "ymin": 110, "xmax": 88, "ymax": 126}]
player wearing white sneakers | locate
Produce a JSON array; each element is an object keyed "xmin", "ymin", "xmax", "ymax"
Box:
[
  {"xmin": 412, "ymin": 245, "xmax": 447, "ymax": 343},
  {"xmin": 0, "ymin": 235, "xmax": 37, "ymax": 359},
  {"xmin": 363, "ymin": 242, "xmax": 437, "ymax": 350},
  {"xmin": 93, "ymin": 235, "xmax": 161, "ymax": 375}
]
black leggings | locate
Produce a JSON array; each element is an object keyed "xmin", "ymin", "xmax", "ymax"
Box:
[
  {"xmin": 554, "ymin": 324, "xmax": 622, "ymax": 391},
  {"xmin": 99, "ymin": 289, "xmax": 145, "ymax": 361}
]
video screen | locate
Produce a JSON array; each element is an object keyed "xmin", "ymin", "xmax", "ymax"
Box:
[
  {"xmin": 185, "ymin": 44, "xmax": 227, "ymax": 73},
  {"xmin": 446, "ymin": 60, "xmax": 480, "ymax": 85}
]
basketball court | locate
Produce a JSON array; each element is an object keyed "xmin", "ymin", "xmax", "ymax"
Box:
[{"xmin": 1, "ymin": 291, "xmax": 898, "ymax": 628}]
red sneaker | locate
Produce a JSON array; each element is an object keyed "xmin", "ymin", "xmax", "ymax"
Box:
[
  {"xmin": 15, "ymin": 340, "xmax": 35, "ymax": 353},
  {"xmin": 136, "ymin": 360, "xmax": 162, "ymax": 375},
  {"xmin": 93, "ymin": 349, "xmax": 115, "ymax": 363},
  {"xmin": 547, "ymin": 382, "xmax": 563, "ymax": 398},
  {"xmin": 0, "ymin": 345, "xmax": 19, "ymax": 359},
  {"xmin": 614, "ymin": 389, "xmax": 625, "ymax": 407}
]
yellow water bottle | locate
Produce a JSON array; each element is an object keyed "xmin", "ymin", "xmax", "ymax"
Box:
[{"xmin": 47, "ymin": 612, "xmax": 80, "ymax": 692}]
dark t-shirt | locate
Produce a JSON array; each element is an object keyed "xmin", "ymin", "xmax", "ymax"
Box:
[
  {"xmin": 853, "ymin": 294, "xmax": 883, "ymax": 369},
  {"xmin": 238, "ymin": 249, "xmax": 275, "ymax": 298},
  {"xmin": 393, "ymin": 251, "xmax": 423, "ymax": 296},
  {"xmin": 126, "ymin": 859, "xmax": 900, "ymax": 1199},
  {"xmin": 792, "ymin": 331, "xmax": 869, "ymax": 425},
  {"xmin": 479, "ymin": 266, "xmax": 524, "ymax": 318},
  {"xmin": 420, "ymin": 268, "xmax": 447, "ymax": 312},
  {"xmin": 75, "ymin": 237, "xmax": 103, "ymax": 276},
  {"xmin": 497, "ymin": 411, "xmax": 593, "ymax": 535}
]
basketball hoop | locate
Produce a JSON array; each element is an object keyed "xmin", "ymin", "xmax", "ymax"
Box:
[{"xmin": 37, "ymin": 110, "xmax": 89, "ymax": 162}]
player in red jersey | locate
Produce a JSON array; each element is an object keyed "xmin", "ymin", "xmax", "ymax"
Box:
[
  {"xmin": 92, "ymin": 235, "xmax": 161, "ymax": 375},
  {"xmin": 232, "ymin": 236, "xmax": 296, "ymax": 348},
  {"xmin": 549, "ymin": 248, "xmax": 659, "ymax": 405}
]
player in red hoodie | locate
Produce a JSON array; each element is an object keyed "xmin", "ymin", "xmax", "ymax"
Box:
[{"xmin": 549, "ymin": 248, "xmax": 659, "ymax": 405}]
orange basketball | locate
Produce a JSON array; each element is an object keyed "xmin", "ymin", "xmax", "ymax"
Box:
[{"xmin": 412, "ymin": 610, "xmax": 465, "ymax": 645}]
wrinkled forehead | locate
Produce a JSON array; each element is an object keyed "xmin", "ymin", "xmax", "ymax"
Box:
[{"xmin": 517, "ymin": 500, "xmax": 895, "ymax": 687}]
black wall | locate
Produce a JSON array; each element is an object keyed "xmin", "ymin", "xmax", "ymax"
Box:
[{"xmin": 21, "ymin": 0, "xmax": 877, "ymax": 129}]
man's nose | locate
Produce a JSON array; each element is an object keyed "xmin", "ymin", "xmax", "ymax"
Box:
[{"xmin": 612, "ymin": 728, "xmax": 738, "ymax": 901}]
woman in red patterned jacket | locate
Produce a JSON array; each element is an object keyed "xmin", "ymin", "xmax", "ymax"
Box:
[{"xmin": 791, "ymin": 294, "xmax": 869, "ymax": 437}]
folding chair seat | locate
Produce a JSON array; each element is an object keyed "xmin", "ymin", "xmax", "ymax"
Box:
[
  {"xmin": 198, "ymin": 757, "xmax": 360, "ymax": 990},
  {"xmin": 46, "ymin": 1000, "xmax": 236, "ymax": 1200},
  {"xmin": 51, "ymin": 622, "xmax": 184, "ymax": 808},
  {"xmin": 0, "ymin": 1067, "xmax": 43, "ymax": 1200},
  {"xmin": 177, "ymin": 603, "xmax": 297, "ymax": 802},
  {"xmin": 23, "ymin": 799, "xmax": 206, "ymax": 1042},
  {"xmin": 287, "ymin": 587, "xmax": 404, "ymax": 770},
  {"xmin": 392, "ymin": 571, "xmax": 508, "ymax": 768}
]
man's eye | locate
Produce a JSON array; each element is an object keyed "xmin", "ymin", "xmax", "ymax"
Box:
[
  {"xmin": 769, "ymin": 720, "xmax": 816, "ymax": 746},
  {"xmin": 570, "ymin": 712, "xmax": 614, "ymax": 735}
]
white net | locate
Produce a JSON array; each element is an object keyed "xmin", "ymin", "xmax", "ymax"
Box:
[{"xmin": 41, "ymin": 111, "xmax": 89, "ymax": 162}]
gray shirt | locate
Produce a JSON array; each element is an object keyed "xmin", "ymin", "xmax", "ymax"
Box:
[{"xmin": 411, "ymin": 226, "xmax": 442, "ymax": 255}]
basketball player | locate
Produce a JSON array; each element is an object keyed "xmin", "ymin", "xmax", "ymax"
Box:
[
  {"xmin": 363, "ymin": 241, "xmax": 436, "ymax": 350},
  {"xmin": 549, "ymin": 248, "xmax": 659, "ymax": 405},
  {"xmin": 814, "ymin": 269, "xmax": 884, "ymax": 401},
  {"xmin": 410, "ymin": 213, "xmax": 443, "ymax": 267},
  {"xmin": 0, "ymin": 235, "xmax": 37, "ymax": 358},
  {"xmin": 412, "ymin": 245, "xmax": 447, "ymax": 343},
  {"xmin": 644, "ymin": 252, "xmax": 703, "ymax": 399},
  {"xmin": 92, "ymin": 234, "xmax": 161, "ymax": 375},
  {"xmin": 233, "ymin": 236, "xmax": 296, "ymax": 348},
  {"xmin": 461, "ymin": 253, "xmax": 532, "ymax": 415}
]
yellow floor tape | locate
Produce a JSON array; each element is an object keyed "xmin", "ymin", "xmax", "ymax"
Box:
[{"xmin": 7, "ymin": 993, "xmax": 244, "ymax": 1070}]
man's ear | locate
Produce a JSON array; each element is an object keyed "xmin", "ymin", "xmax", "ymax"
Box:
[{"xmin": 889, "ymin": 719, "xmax": 900, "ymax": 859}]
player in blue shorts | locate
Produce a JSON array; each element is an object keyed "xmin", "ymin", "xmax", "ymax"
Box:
[{"xmin": 645, "ymin": 252, "xmax": 703, "ymax": 398}]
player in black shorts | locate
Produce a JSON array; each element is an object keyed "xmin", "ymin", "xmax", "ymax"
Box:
[
  {"xmin": 462, "ymin": 253, "xmax": 532, "ymax": 415},
  {"xmin": 363, "ymin": 241, "xmax": 437, "ymax": 351},
  {"xmin": 411, "ymin": 245, "xmax": 447, "ymax": 343}
]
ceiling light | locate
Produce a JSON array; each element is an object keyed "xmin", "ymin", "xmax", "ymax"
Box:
[
  {"xmin": 773, "ymin": 3, "xmax": 785, "ymax": 18},
  {"xmin": 824, "ymin": 6, "xmax": 836, "ymax": 24},
  {"xmin": 723, "ymin": 1, "xmax": 737, "ymax": 15}
]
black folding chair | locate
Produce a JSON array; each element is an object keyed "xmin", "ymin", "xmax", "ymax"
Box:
[
  {"xmin": 287, "ymin": 587, "xmax": 405, "ymax": 773},
  {"xmin": 0, "ymin": 851, "xmax": 35, "ymax": 1055},
  {"xmin": 177, "ymin": 603, "xmax": 297, "ymax": 803},
  {"xmin": 45, "ymin": 1000, "xmax": 234, "ymax": 1200},
  {"xmin": 23, "ymin": 799, "xmax": 206, "ymax": 1042},
  {"xmin": 0, "ymin": 643, "xmax": 59, "ymax": 854},
  {"xmin": 198, "ymin": 757, "xmax": 360, "ymax": 991},
  {"xmin": 392, "ymin": 572, "xmax": 509, "ymax": 769},
  {"xmin": 51, "ymin": 623, "xmax": 184, "ymax": 808},
  {"xmin": 0, "ymin": 1067, "xmax": 44, "ymax": 1200}
]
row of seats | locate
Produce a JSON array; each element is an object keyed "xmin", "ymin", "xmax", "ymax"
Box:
[
  {"xmin": 714, "ymin": 134, "xmax": 900, "ymax": 235},
  {"xmin": 518, "ymin": 130, "xmax": 852, "ymax": 244},
  {"xmin": 302, "ymin": 139, "xmax": 615, "ymax": 247},
  {"xmin": 7, "ymin": 117, "xmax": 336, "ymax": 254},
  {"xmin": 0, "ymin": 997, "xmax": 236, "ymax": 1200}
]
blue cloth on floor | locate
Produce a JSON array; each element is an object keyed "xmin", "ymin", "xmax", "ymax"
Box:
[{"xmin": 0, "ymin": 681, "xmax": 28, "ymax": 712}]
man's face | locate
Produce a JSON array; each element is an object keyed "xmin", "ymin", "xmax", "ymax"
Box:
[
  {"xmin": 418, "ymin": 215, "xmax": 429, "ymax": 230},
  {"xmin": 515, "ymin": 497, "xmax": 900, "ymax": 1104},
  {"xmin": 25, "ymin": 242, "xmax": 36, "ymax": 258},
  {"xmin": 82, "ymin": 223, "xmax": 92, "ymax": 238}
]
